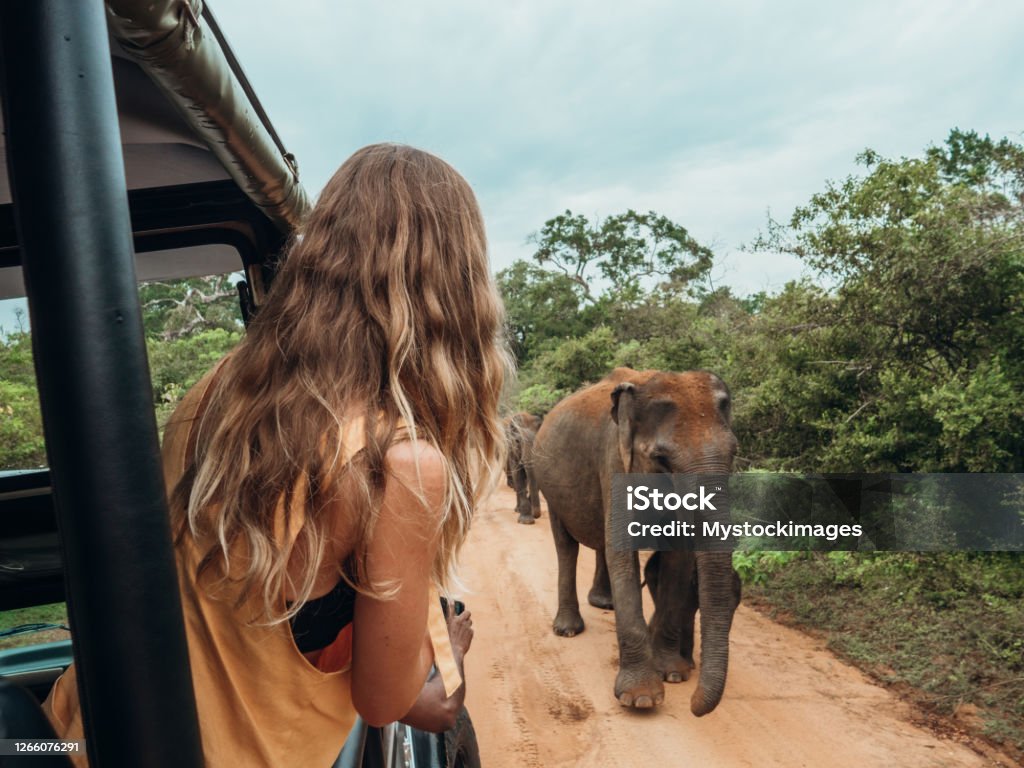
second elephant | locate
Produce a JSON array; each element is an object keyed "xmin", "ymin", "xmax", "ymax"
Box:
[{"xmin": 504, "ymin": 412, "xmax": 542, "ymax": 524}]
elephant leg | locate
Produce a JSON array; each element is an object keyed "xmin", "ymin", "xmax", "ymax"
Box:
[
  {"xmin": 587, "ymin": 547, "xmax": 613, "ymax": 609},
  {"xmin": 605, "ymin": 545, "xmax": 663, "ymax": 708},
  {"xmin": 527, "ymin": 466, "xmax": 541, "ymax": 519},
  {"xmin": 679, "ymin": 563, "xmax": 698, "ymax": 670},
  {"xmin": 549, "ymin": 508, "xmax": 584, "ymax": 637},
  {"xmin": 514, "ymin": 465, "xmax": 534, "ymax": 525},
  {"xmin": 648, "ymin": 551, "xmax": 696, "ymax": 683}
]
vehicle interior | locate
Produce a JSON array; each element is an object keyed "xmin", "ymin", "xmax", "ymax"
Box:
[
  {"xmin": 0, "ymin": 1, "xmax": 301, "ymax": 765},
  {"xmin": 0, "ymin": 4, "xmax": 480, "ymax": 766}
]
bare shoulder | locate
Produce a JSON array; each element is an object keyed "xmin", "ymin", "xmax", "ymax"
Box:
[
  {"xmin": 386, "ymin": 437, "xmax": 445, "ymax": 478},
  {"xmin": 383, "ymin": 439, "xmax": 447, "ymax": 521}
]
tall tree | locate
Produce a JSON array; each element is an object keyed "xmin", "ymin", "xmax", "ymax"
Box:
[
  {"xmin": 499, "ymin": 209, "xmax": 714, "ymax": 364},
  {"xmin": 139, "ymin": 274, "xmax": 242, "ymax": 341},
  {"xmin": 529, "ymin": 209, "xmax": 713, "ymax": 306},
  {"xmin": 750, "ymin": 129, "xmax": 1024, "ymax": 471}
]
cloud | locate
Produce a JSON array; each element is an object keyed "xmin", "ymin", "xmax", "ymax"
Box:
[
  {"xmin": 212, "ymin": 0, "xmax": 1024, "ymax": 294},
  {"xmin": 6, "ymin": 0, "xmax": 1020, "ymax": 332}
]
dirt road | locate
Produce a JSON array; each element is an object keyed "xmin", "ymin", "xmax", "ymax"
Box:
[{"xmin": 460, "ymin": 487, "xmax": 1006, "ymax": 768}]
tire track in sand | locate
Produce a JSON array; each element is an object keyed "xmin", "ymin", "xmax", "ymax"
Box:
[{"xmin": 462, "ymin": 489, "xmax": 597, "ymax": 767}]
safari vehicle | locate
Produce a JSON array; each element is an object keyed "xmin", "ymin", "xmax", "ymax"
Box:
[{"xmin": 0, "ymin": 1, "xmax": 477, "ymax": 766}]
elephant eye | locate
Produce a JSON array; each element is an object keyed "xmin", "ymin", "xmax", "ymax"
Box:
[{"xmin": 651, "ymin": 452, "xmax": 672, "ymax": 472}]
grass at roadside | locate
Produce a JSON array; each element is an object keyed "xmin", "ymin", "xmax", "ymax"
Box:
[
  {"xmin": 0, "ymin": 602, "xmax": 69, "ymax": 650},
  {"xmin": 736, "ymin": 552, "xmax": 1024, "ymax": 758}
]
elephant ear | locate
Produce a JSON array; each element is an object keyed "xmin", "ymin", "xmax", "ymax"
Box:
[{"xmin": 610, "ymin": 382, "xmax": 637, "ymax": 473}]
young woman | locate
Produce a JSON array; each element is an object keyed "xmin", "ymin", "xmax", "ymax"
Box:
[{"xmin": 45, "ymin": 144, "xmax": 508, "ymax": 766}]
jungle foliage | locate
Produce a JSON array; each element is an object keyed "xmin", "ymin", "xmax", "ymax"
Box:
[
  {"xmin": 500, "ymin": 130, "xmax": 1024, "ymax": 475},
  {"xmin": 0, "ymin": 275, "xmax": 242, "ymax": 469}
]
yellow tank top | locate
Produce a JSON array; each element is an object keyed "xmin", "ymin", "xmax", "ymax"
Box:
[{"xmin": 43, "ymin": 356, "xmax": 462, "ymax": 767}]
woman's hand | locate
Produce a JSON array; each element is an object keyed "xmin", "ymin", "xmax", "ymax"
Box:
[
  {"xmin": 350, "ymin": 440, "xmax": 447, "ymax": 727},
  {"xmin": 447, "ymin": 609, "xmax": 473, "ymax": 671},
  {"xmin": 398, "ymin": 606, "xmax": 474, "ymax": 733}
]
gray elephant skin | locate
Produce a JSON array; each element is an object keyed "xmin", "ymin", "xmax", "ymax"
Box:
[
  {"xmin": 504, "ymin": 412, "xmax": 543, "ymax": 524},
  {"xmin": 531, "ymin": 367, "xmax": 740, "ymax": 716}
]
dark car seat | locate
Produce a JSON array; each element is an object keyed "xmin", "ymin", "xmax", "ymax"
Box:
[{"xmin": 0, "ymin": 678, "xmax": 73, "ymax": 766}]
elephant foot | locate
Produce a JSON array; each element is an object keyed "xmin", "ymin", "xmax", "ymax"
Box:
[
  {"xmin": 614, "ymin": 667, "xmax": 664, "ymax": 709},
  {"xmin": 517, "ymin": 513, "xmax": 536, "ymax": 525},
  {"xmin": 586, "ymin": 588, "xmax": 613, "ymax": 610},
  {"xmin": 653, "ymin": 649, "xmax": 694, "ymax": 683},
  {"xmin": 552, "ymin": 609, "xmax": 584, "ymax": 637},
  {"xmin": 532, "ymin": 507, "xmax": 541, "ymax": 519}
]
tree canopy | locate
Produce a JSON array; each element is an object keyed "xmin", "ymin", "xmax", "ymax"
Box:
[
  {"xmin": 500, "ymin": 130, "xmax": 1024, "ymax": 474},
  {"xmin": 499, "ymin": 209, "xmax": 713, "ymax": 364}
]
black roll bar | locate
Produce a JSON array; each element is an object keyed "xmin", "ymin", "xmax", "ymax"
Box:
[{"xmin": 0, "ymin": 1, "xmax": 204, "ymax": 766}]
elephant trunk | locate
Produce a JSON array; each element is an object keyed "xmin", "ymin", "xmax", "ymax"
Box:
[{"xmin": 691, "ymin": 549, "xmax": 736, "ymax": 716}]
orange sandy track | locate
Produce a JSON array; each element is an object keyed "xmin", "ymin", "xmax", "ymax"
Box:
[{"xmin": 460, "ymin": 487, "xmax": 1008, "ymax": 768}]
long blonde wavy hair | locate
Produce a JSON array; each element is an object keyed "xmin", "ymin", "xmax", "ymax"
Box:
[{"xmin": 170, "ymin": 144, "xmax": 509, "ymax": 623}]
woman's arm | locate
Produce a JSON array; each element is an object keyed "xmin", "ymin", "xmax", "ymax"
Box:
[
  {"xmin": 399, "ymin": 609, "xmax": 473, "ymax": 733},
  {"xmin": 350, "ymin": 440, "xmax": 446, "ymax": 727}
]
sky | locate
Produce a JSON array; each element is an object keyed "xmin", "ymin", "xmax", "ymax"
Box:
[
  {"xmin": 209, "ymin": 0, "xmax": 1024, "ymax": 295},
  {"xmin": 1, "ymin": 0, "xmax": 1023, "ymax": 333}
]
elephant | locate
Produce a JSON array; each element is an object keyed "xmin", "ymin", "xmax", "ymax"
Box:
[
  {"xmin": 531, "ymin": 367, "xmax": 740, "ymax": 716},
  {"xmin": 504, "ymin": 412, "xmax": 543, "ymax": 524}
]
